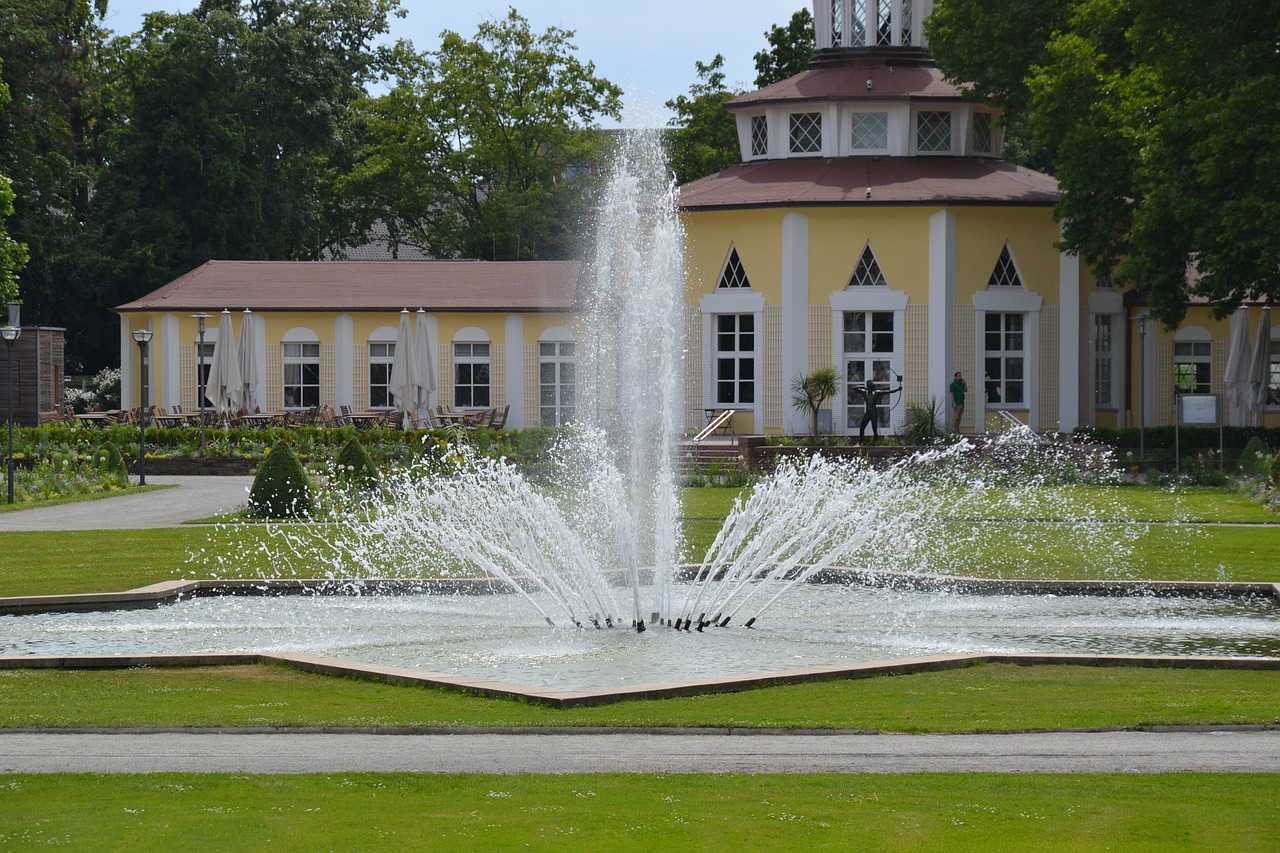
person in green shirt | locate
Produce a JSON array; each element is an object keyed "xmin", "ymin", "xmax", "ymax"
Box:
[{"xmin": 949, "ymin": 371, "xmax": 967, "ymax": 433}]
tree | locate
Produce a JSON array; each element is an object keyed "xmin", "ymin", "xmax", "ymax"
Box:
[
  {"xmin": 0, "ymin": 63, "xmax": 26, "ymax": 304},
  {"xmin": 92, "ymin": 0, "xmax": 403, "ymax": 344},
  {"xmin": 405, "ymin": 9, "xmax": 623, "ymax": 261},
  {"xmin": 665, "ymin": 55, "xmax": 741, "ymax": 185},
  {"xmin": 753, "ymin": 7, "xmax": 814, "ymax": 88},
  {"xmin": 791, "ymin": 367, "xmax": 839, "ymax": 437},
  {"xmin": 0, "ymin": 0, "xmax": 109, "ymax": 367},
  {"xmin": 928, "ymin": 0, "xmax": 1280, "ymax": 327}
]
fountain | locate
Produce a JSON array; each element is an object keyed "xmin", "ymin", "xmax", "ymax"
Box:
[{"xmin": 1, "ymin": 129, "xmax": 1278, "ymax": 696}]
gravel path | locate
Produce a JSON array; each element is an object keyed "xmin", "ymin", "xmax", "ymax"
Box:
[
  {"xmin": 2, "ymin": 476, "xmax": 254, "ymax": 530},
  {"xmin": 2, "ymin": 730, "xmax": 1277, "ymax": 774}
]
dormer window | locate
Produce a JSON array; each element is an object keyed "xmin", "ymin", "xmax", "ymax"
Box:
[
  {"xmin": 973, "ymin": 113, "xmax": 993, "ymax": 154},
  {"xmin": 852, "ymin": 112, "xmax": 888, "ymax": 151},
  {"xmin": 916, "ymin": 110, "xmax": 952, "ymax": 153},
  {"xmin": 789, "ymin": 112, "xmax": 823, "ymax": 154},
  {"xmin": 750, "ymin": 115, "xmax": 769, "ymax": 157}
]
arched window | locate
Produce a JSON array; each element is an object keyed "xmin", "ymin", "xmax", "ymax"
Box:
[
  {"xmin": 367, "ymin": 325, "xmax": 398, "ymax": 409},
  {"xmin": 453, "ymin": 327, "xmax": 491, "ymax": 409},
  {"xmin": 282, "ymin": 327, "xmax": 320, "ymax": 409}
]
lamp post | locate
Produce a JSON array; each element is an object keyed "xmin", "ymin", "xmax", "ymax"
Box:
[
  {"xmin": 132, "ymin": 327, "xmax": 153, "ymax": 485},
  {"xmin": 1, "ymin": 323, "xmax": 20, "ymax": 504},
  {"xmin": 1137, "ymin": 313, "xmax": 1147, "ymax": 461},
  {"xmin": 191, "ymin": 313, "xmax": 210, "ymax": 456}
]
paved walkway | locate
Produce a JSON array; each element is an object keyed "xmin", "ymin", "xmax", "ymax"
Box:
[
  {"xmin": 1, "ymin": 730, "xmax": 1277, "ymax": 774},
  {"xmin": 2, "ymin": 476, "xmax": 254, "ymax": 530}
]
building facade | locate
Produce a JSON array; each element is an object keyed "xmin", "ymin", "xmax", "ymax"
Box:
[{"xmin": 115, "ymin": 1, "xmax": 1280, "ymax": 435}]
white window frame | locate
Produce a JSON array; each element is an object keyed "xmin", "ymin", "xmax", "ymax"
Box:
[
  {"xmin": 700, "ymin": 291, "xmax": 765, "ymax": 418},
  {"xmin": 974, "ymin": 289, "xmax": 1042, "ymax": 423},
  {"xmin": 282, "ymin": 341, "xmax": 321, "ymax": 410},
  {"xmin": 366, "ymin": 325, "xmax": 398, "ymax": 410},
  {"xmin": 831, "ymin": 288, "xmax": 907, "ymax": 434},
  {"xmin": 453, "ymin": 328, "xmax": 491, "ymax": 409},
  {"xmin": 915, "ymin": 109, "xmax": 953, "ymax": 155},
  {"xmin": 851, "ymin": 110, "xmax": 890, "ymax": 154},
  {"xmin": 538, "ymin": 327, "xmax": 576, "ymax": 426},
  {"xmin": 1172, "ymin": 327, "xmax": 1213, "ymax": 396},
  {"xmin": 789, "ymin": 112, "xmax": 823, "ymax": 155}
]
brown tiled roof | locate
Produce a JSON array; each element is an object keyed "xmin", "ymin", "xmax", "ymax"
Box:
[
  {"xmin": 114, "ymin": 260, "xmax": 584, "ymax": 313},
  {"xmin": 678, "ymin": 158, "xmax": 1060, "ymax": 209},
  {"xmin": 727, "ymin": 64, "xmax": 964, "ymax": 109}
]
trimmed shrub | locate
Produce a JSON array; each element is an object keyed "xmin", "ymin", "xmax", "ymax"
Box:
[
  {"xmin": 97, "ymin": 441, "xmax": 129, "ymax": 486},
  {"xmin": 1237, "ymin": 436, "xmax": 1271, "ymax": 476},
  {"xmin": 333, "ymin": 437, "xmax": 379, "ymax": 489},
  {"xmin": 247, "ymin": 440, "xmax": 312, "ymax": 518}
]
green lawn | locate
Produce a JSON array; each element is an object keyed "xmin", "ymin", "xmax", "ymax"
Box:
[
  {"xmin": 3, "ymin": 662, "xmax": 1276, "ymax": 731},
  {"xmin": 2, "ymin": 772, "xmax": 1275, "ymax": 851}
]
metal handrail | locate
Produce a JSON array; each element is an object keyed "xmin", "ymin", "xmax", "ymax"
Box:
[{"xmin": 693, "ymin": 408, "xmax": 735, "ymax": 443}]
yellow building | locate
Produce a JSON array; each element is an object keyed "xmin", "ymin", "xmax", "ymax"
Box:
[
  {"xmin": 115, "ymin": 1, "xmax": 1280, "ymax": 435},
  {"xmin": 115, "ymin": 260, "xmax": 583, "ymax": 429}
]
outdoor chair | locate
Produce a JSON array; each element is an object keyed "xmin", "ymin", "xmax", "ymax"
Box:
[{"xmin": 487, "ymin": 404, "xmax": 510, "ymax": 430}]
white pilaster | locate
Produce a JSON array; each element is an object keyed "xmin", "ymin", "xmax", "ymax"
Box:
[
  {"xmin": 927, "ymin": 209, "xmax": 956, "ymax": 407},
  {"xmin": 334, "ymin": 313, "xmax": 354, "ymax": 410},
  {"xmin": 160, "ymin": 313, "xmax": 180, "ymax": 410},
  {"xmin": 505, "ymin": 313, "xmax": 525, "ymax": 429},
  {"xmin": 781, "ymin": 211, "xmax": 810, "ymax": 435},
  {"xmin": 1058, "ymin": 250, "xmax": 1081, "ymax": 431}
]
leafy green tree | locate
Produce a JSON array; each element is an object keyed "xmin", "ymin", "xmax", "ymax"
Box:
[
  {"xmin": 753, "ymin": 7, "xmax": 814, "ymax": 88},
  {"xmin": 0, "ymin": 0, "xmax": 109, "ymax": 366},
  {"xmin": 665, "ymin": 55, "xmax": 741, "ymax": 185},
  {"xmin": 406, "ymin": 9, "xmax": 622, "ymax": 261},
  {"xmin": 928, "ymin": 0, "xmax": 1280, "ymax": 327},
  {"xmin": 93, "ymin": 0, "xmax": 403, "ymax": 330},
  {"xmin": 0, "ymin": 70, "xmax": 26, "ymax": 303}
]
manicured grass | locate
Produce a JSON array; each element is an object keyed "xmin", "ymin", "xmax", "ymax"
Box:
[
  {"xmin": 3, "ymin": 663, "xmax": 1277, "ymax": 731},
  {"xmin": 1, "ymin": 772, "xmax": 1275, "ymax": 851}
]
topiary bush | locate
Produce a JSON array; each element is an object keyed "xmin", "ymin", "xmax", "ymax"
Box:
[
  {"xmin": 1237, "ymin": 436, "xmax": 1271, "ymax": 476},
  {"xmin": 333, "ymin": 437, "xmax": 379, "ymax": 489},
  {"xmin": 247, "ymin": 440, "xmax": 312, "ymax": 518},
  {"xmin": 96, "ymin": 441, "xmax": 129, "ymax": 487}
]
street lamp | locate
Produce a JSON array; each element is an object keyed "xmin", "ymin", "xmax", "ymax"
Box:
[
  {"xmin": 1137, "ymin": 313, "xmax": 1147, "ymax": 461},
  {"xmin": 191, "ymin": 313, "xmax": 210, "ymax": 456},
  {"xmin": 1, "ymin": 323, "xmax": 20, "ymax": 504},
  {"xmin": 132, "ymin": 327, "xmax": 153, "ymax": 485}
]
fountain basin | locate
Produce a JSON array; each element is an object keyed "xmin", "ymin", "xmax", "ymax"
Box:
[{"xmin": 3, "ymin": 575, "xmax": 1277, "ymax": 698}]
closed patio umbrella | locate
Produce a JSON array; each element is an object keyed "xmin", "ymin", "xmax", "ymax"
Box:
[
  {"xmin": 1247, "ymin": 306, "xmax": 1272, "ymax": 425},
  {"xmin": 205, "ymin": 309, "xmax": 243, "ymax": 421},
  {"xmin": 238, "ymin": 309, "xmax": 259, "ymax": 414},
  {"xmin": 1222, "ymin": 306, "xmax": 1251, "ymax": 426},
  {"xmin": 414, "ymin": 309, "xmax": 437, "ymax": 417},
  {"xmin": 387, "ymin": 309, "xmax": 419, "ymax": 430}
]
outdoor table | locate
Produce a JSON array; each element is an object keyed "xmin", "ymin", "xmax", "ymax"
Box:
[
  {"xmin": 72, "ymin": 412, "xmax": 120, "ymax": 427},
  {"xmin": 241, "ymin": 412, "xmax": 286, "ymax": 429},
  {"xmin": 346, "ymin": 411, "xmax": 388, "ymax": 429},
  {"xmin": 435, "ymin": 409, "xmax": 486, "ymax": 427}
]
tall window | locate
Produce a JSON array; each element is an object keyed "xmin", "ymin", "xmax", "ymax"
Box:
[
  {"xmin": 453, "ymin": 342, "xmax": 490, "ymax": 408},
  {"xmin": 750, "ymin": 115, "xmax": 768, "ymax": 157},
  {"xmin": 852, "ymin": 0, "xmax": 867, "ymax": 45},
  {"xmin": 196, "ymin": 341, "xmax": 214, "ymax": 407},
  {"xmin": 1173, "ymin": 340, "xmax": 1211, "ymax": 395},
  {"xmin": 876, "ymin": 0, "xmax": 892, "ymax": 44},
  {"xmin": 1269, "ymin": 337, "xmax": 1280, "ymax": 406},
  {"xmin": 973, "ymin": 112, "xmax": 993, "ymax": 153},
  {"xmin": 368, "ymin": 341, "xmax": 396, "ymax": 409},
  {"xmin": 789, "ymin": 112, "xmax": 822, "ymax": 154},
  {"xmin": 900, "ymin": 0, "xmax": 913, "ymax": 45},
  {"xmin": 716, "ymin": 314, "xmax": 755, "ymax": 405},
  {"xmin": 984, "ymin": 313, "xmax": 1024, "ymax": 405},
  {"xmin": 852, "ymin": 112, "xmax": 888, "ymax": 151},
  {"xmin": 539, "ymin": 340, "xmax": 576, "ymax": 426},
  {"xmin": 844, "ymin": 311, "xmax": 894, "ymax": 429},
  {"xmin": 1093, "ymin": 315, "xmax": 1113, "ymax": 406},
  {"xmin": 831, "ymin": 0, "xmax": 843, "ymax": 44},
  {"xmin": 917, "ymin": 111, "xmax": 952, "ymax": 153},
  {"xmin": 283, "ymin": 342, "xmax": 320, "ymax": 409}
]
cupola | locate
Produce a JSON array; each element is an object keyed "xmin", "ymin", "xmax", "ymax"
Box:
[{"xmin": 812, "ymin": 0, "xmax": 935, "ymax": 65}]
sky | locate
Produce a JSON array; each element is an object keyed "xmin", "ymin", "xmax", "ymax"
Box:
[{"xmin": 100, "ymin": 0, "xmax": 809, "ymax": 125}]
